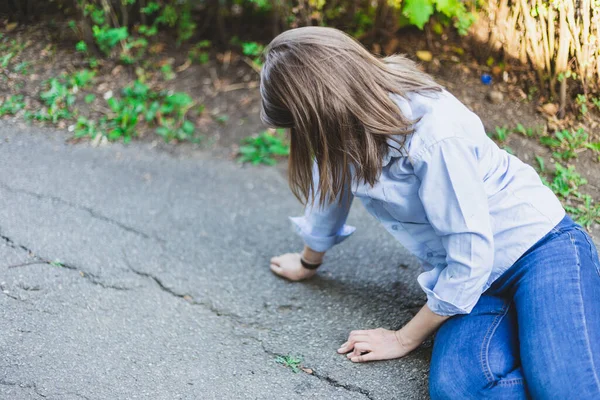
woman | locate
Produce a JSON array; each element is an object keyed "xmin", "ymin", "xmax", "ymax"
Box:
[{"xmin": 261, "ymin": 26, "xmax": 600, "ymax": 399}]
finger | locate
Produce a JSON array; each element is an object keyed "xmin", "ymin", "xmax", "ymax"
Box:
[
  {"xmin": 349, "ymin": 330, "xmax": 370, "ymax": 337},
  {"xmin": 354, "ymin": 343, "xmax": 372, "ymax": 353},
  {"xmin": 270, "ymin": 263, "xmax": 284, "ymax": 276},
  {"xmin": 347, "ymin": 334, "xmax": 369, "ymax": 343},
  {"xmin": 270, "ymin": 256, "xmax": 281, "ymax": 265},
  {"xmin": 337, "ymin": 342, "xmax": 355, "ymax": 354},
  {"xmin": 338, "ymin": 339, "xmax": 354, "ymax": 353},
  {"xmin": 337, "ymin": 341, "xmax": 349, "ymax": 353},
  {"xmin": 350, "ymin": 352, "xmax": 378, "ymax": 363}
]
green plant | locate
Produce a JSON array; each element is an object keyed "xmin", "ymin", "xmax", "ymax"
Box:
[
  {"xmin": 275, "ymin": 354, "xmax": 303, "ymax": 373},
  {"xmin": 540, "ymin": 128, "xmax": 588, "ymax": 160},
  {"xmin": 514, "ymin": 123, "xmax": 540, "ymax": 138},
  {"xmin": 490, "ymin": 126, "xmax": 510, "ymax": 142},
  {"xmin": 14, "ymin": 61, "xmax": 29, "ymax": 75},
  {"xmin": 76, "ymin": 40, "xmax": 88, "ymax": 53},
  {"xmin": 93, "ymin": 25, "xmax": 129, "ymax": 55},
  {"xmin": 239, "ymin": 129, "xmax": 290, "ymax": 166},
  {"xmin": 544, "ymin": 163, "xmax": 587, "ymax": 199},
  {"xmin": 576, "ymin": 94, "xmax": 588, "ymax": 116},
  {"xmin": 154, "ymin": 92, "xmax": 197, "ymax": 142},
  {"xmin": 73, "ymin": 116, "xmax": 102, "ymax": 139},
  {"xmin": 69, "ymin": 69, "xmax": 96, "ymax": 89},
  {"xmin": 566, "ymin": 195, "xmax": 600, "ymax": 230},
  {"xmin": 31, "ymin": 78, "xmax": 76, "ymax": 123},
  {"xmin": 160, "ymin": 63, "xmax": 176, "ymax": 80},
  {"xmin": 535, "ymin": 155, "xmax": 545, "ymax": 172},
  {"xmin": 1, "ymin": 52, "xmax": 14, "ymax": 68},
  {"xmin": 106, "ymin": 93, "xmax": 146, "ymax": 142},
  {"xmin": 0, "ymin": 95, "xmax": 26, "ymax": 116},
  {"xmin": 120, "ymin": 36, "xmax": 149, "ymax": 64},
  {"xmin": 189, "ymin": 40, "xmax": 211, "ymax": 64},
  {"xmin": 155, "ymin": 1, "xmax": 196, "ymax": 45},
  {"xmin": 213, "ymin": 114, "xmax": 229, "ymax": 125},
  {"xmin": 242, "ymin": 41, "xmax": 265, "ymax": 66}
]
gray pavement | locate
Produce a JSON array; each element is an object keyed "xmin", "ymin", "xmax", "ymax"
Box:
[{"xmin": 0, "ymin": 122, "xmax": 430, "ymax": 400}]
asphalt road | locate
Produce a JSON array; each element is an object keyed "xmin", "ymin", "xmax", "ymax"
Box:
[{"xmin": 0, "ymin": 122, "xmax": 430, "ymax": 400}]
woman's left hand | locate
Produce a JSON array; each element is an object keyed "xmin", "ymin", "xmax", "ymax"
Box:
[{"xmin": 337, "ymin": 328, "xmax": 420, "ymax": 363}]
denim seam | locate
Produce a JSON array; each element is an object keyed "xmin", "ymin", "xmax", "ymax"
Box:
[
  {"xmin": 577, "ymin": 227, "xmax": 600, "ymax": 278},
  {"xmin": 479, "ymin": 302, "xmax": 510, "ymax": 384},
  {"xmin": 569, "ymin": 231, "xmax": 600, "ymax": 394},
  {"xmin": 496, "ymin": 378, "xmax": 525, "ymax": 386}
]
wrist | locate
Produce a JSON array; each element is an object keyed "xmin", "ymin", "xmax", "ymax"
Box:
[{"xmin": 394, "ymin": 328, "xmax": 419, "ymax": 350}]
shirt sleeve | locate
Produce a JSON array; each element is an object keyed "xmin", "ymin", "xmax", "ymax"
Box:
[
  {"xmin": 412, "ymin": 137, "xmax": 494, "ymax": 316},
  {"xmin": 289, "ymin": 161, "xmax": 356, "ymax": 253}
]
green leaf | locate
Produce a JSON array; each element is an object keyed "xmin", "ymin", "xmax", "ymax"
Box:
[
  {"xmin": 403, "ymin": 0, "xmax": 434, "ymax": 29},
  {"xmin": 434, "ymin": 0, "xmax": 461, "ymax": 17},
  {"xmin": 85, "ymin": 94, "xmax": 96, "ymax": 104},
  {"xmin": 76, "ymin": 41, "xmax": 88, "ymax": 52},
  {"xmin": 535, "ymin": 156, "xmax": 545, "ymax": 172},
  {"xmin": 181, "ymin": 120, "xmax": 195, "ymax": 135}
]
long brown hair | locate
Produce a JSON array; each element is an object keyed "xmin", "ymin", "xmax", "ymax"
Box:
[{"xmin": 260, "ymin": 26, "xmax": 442, "ymax": 207}]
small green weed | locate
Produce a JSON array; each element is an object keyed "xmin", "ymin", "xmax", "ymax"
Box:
[
  {"xmin": 535, "ymin": 155, "xmax": 545, "ymax": 172},
  {"xmin": 275, "ymin": 354, "xmax": 303, "ymax": 373},
  {"xmin": 514, "ymin": 123, "xmax": 540, "ymax": 138},
  {"xmin": 188, "ymin": 40, "xmax": 211, "ymax": 64},
  {"xmin": 160, "ymin": 63, "xmax": 176, "ymax": 81},
  {"xmin": 239, "ymin": 129, "xmax": 290, "ymax": 166},
  {"xmin": 566, "ymin": 195, "xmax": 600, "ymax": 230},
  {"xmin": 73, "ymin": 116, "xmax": 102, "ymax": 139},
  {"xmin": 93, "ymin": 25, "xmax": 129, "ymax": 55},
  {"xmin": 76, "ymin": 40, "xmax": 88, "ymax": 53},
  {"xmin": 576, "ymin": 94, "xmax": 588, "ymax": 116},
  {"xmin": 242, "ymin": 41, "xmax": 264, "ymax": 66},
  {"xmin": 30, "ymin": 78, "xmax": 76, "ymax": 123},
  {"xmin": 490, "ymin": 126, "xmax": 510, "ymax": 142},
  {"xmin": 540, "ymin": 128, "xmax": 588, "ymax": 160},
  {"xmin": 543, "ymin": 163, "xmax": 587, "ymax": 199},
  {"xmin": 14, "ymin": 61, "xmax": 29, "ymax": 75},
  {"xmin": 0, "ymin": 95, "xmax": 26, "ymax": 116},
  {"xmin": 49, "ymin": 260, "xmax": 64, "ymax": 268},
  {"xmin": 213, "ymin": 114, "xmax": 229, "ymax": 125}
]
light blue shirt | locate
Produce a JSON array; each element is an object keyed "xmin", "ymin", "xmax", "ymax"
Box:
[{"xmin": 290, "ymin": 90, "xmax": 565, "ymax": 316}]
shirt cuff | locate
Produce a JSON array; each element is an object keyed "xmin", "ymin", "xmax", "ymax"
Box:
[
  {"xmin": 417, "ymin": 268, "xmax": 478, "ymax": 316},
  {"xmin": 289, "ymin": 216, "xmax": 356, "ymax": 253}
]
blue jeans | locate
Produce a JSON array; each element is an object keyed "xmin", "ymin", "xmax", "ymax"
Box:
[{"xmin": 429, "ymin": 215, "xmax": 600, "ymax": 399}]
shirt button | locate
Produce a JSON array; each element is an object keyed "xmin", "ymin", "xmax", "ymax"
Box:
[
  {"xmin": 427, "ymin": 252, "xmax": 433, "ymax": 257},
  {"xmin": 391, "ymin": 224, "xmax": 399, "ymax": 231}
]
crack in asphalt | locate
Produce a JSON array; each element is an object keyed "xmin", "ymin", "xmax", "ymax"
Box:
[
  {"xmin": 311, "ymin": 371, "xmax": 375, "ymax": 400},
  {"xmin": 0, "ymin": 233, "xmax": 36, "ymax": 256},
  {"xmin": 0, "ymin": 379, "xmax": 46, "ymax": 398},
  {"xmin": 0, "ymin": 181, "xmax": 163, "ymax": 243},
  {"xmin": 249, "ymin": 337, "xmax": 375, "ymax": 400},
  {"xmin": 1, "ymin": 231, "xmax": 130, "ymax": 291},
  {"xmin": 122, "ymin": 257, "xmax": 261, "ymax": 327}
]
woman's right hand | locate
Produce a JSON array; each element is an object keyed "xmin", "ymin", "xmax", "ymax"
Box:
[{"xmin": 270, "ymin": 253, "xmax": 318, "ymax": 281}]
